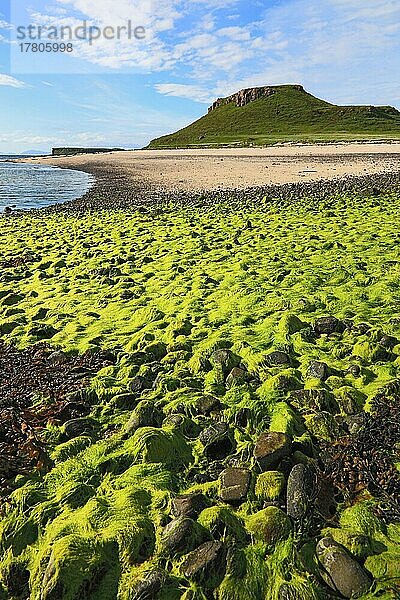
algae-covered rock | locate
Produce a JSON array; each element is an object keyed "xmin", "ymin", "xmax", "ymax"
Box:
[
  {"xmin": 198, "ymin": 506, "xmax": 248, "ymax": 544},
  {"xmin": 286, "ymin": 464, "xmax": 316, "ymax": 520},
  {"xmin": 316, "ymin": 537, "xmax": 372, "ymax": 598},
  {"xmin": 125, "ymin": 400, "xmax": 163, "ymax": 435},
  {"xmin": 246, "ymin": 507, "xmax": 292, "ymax": 545},
  {"xmin": 180, "ymin": 540, "xmax": 226, "ymax": 587},
  {"xmin": 255, "ymin": 471, "xmax": 285, "ymax": 501},
  {"xmin": 62, "ymin": 417, "xmax": 96, "ymax": 440},
  {"xmin": 304, "ymin": 412, "xmax": 339, "ymax": 442},
  {"xmin": 210, "ymin": 349, "xmax": 240, "ymax": 373},
  {"xmin": 130, "ymin": 427, "xmax": 193, "ymax": 467},
  {"xmin": 254, "ymin": 432, "xmax": 291, "ymax": 470},
  {"xmin": 218, "ymin": 467, "xmax": 250, "ymax": 504}
]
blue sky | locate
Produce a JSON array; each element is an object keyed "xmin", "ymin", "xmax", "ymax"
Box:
[{"xmin": 0, "ymin": 0, "xmax": 399, "ymax": 153}]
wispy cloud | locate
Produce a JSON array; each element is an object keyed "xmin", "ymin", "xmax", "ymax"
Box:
[{"xmin": 0, "ymin": 74, "xmax": 27, "ymax": 88}]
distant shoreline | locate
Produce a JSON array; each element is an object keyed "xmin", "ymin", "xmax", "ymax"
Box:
[{"xmin": 15, "ymin": 142, "xmax": 400, "ymax": 196}]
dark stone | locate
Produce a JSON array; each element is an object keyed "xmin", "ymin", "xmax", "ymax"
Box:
[
  {"xmin": 316, "ymin": 537, "xmax": 372, "ymax": 598},
  {"xmin": 307, "ymin": 360, "xmax": 329, "ymax": 380},
  {"xmin": 345, "ymin": 413, "xmax": 367, "ymax": 435},
  {"xmin": 225, "ymin": 367, "xmax": 248, "ymax": 388},
  {"xmin": 346, "ymin": 364, "xmax": 361, "ymax": 377},
  {"xmin": 286, "ymin": 464, "xmax": 316, "ymax": 520},
  {"xmin": 110, "ymin": 392, "xmax": 137, "ymax": 410},
  {"xmin": 265, "ymin": 351, "xmax": 291, "ymax": 367},
  {"xmin": 161, "ymin": 518, "xmax": 199, "ymax": 555},
  {"xmin": 199, "ymin": 422, "xmax": 233, "ymax": 460},
  {"xmin": 129, "ymin": 376, "xmax": 144, "ymax": 394},
  {"xmin": 63, "ymin": 418, "xmax": 95, "ymax": 439},
  {"xmin": 171, "ymin": 493, "xmax": 208, "ymax": 519},
  {"xmin": 29, "ymin": 324, "xmax": 58, "ymax": 339},
  {"xmin": 254, "ymin": 432, "xmax": 291, "ymax": 470},
  {"xmin": 130, "ymin": 569, "xmax": 166, "ymax": 600},
  {"xmin": 209, "ymin": 348, "xmax": 239, "ymax": 373},
  {"xmin": 314, "ymin": 316, "xmax": 344, "ymax": 336},
  {"xmin": 379, "ymin": 334, "xmax": 398, "ymax": 349},
  {"xmin": 195, "ymin": 395, "xmax": 220, "ymax": 415},
  {"xmin": 218, "ymin": 467, "xmax": 250, "ymax": 504},
  {"xmin": 180, "ymin": 541, "xmax": 226, "ymax": 586}
]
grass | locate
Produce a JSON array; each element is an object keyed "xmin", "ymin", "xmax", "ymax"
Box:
[
  {"xmin": 147, "ymin": 85, "xmax": 400, "ymax": 148},
  {"xmin": 1, "ymin": 188, "xmax": 400, "ymax": 597}
]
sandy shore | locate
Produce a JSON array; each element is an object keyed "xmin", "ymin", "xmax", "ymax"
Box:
[{"xmin": 20, "ymin": 142, "xmax": 400, "ymax": 192}]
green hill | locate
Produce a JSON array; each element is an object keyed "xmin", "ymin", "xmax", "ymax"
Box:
[{"xmin": 147, "ymin": 84, "xmax": 400, "ymax": 148}]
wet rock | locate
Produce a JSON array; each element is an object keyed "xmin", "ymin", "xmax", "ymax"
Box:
[
  {"xmin": 218, "ymin": 467, "xmax": 250, "ymax": 504},
  {"xmin": 286, "ymin": 464, "xmax": 316, "ymax": 520},
  {"xmin": 246, "ymin": 506, "xmax": 292, "ymax": 545},
  {"xmin": 161, "ymin": 517, "xmax": 206, "ymax": 555},
  {"xmin": 225, "ymin": 367, "xmax": 248, "ymax": 388},
  {"xmin": 265, "ymin": 351, "xmax": 291, "ymax": 367},
  {"xmin": 316, "ymin": 537, "xmax": 372, "ymax": 598},
  {"xmin": 130, "ymin": 569, "xmax": 166, "ymax": 600},
  {"xmin": 63, "ymin": 417, "xmax": 95, "ymax": 439},
  {"xmin": 255, "ymin": 471, "xmax": 285, "ymax": 501},
  {"xmin": 1, "ymin": 293, "xmax": 24, "ymax": 306},
  {"xmin": 47, "ymin": 350, "xmax": 65, "ymax": 365},
  {"xmin": 199, "ymin": 422, "xmax": 233, "ymax": 460},
  {"xmin": 194, "ymin": 394, "xmax": 220, "ymax": 415},
  {"xmin": 171, "ymin": 493, "xmax": 208, "ymax": 519},
  {"xmin": 180, "ymin": 541, "xmax": 226, "ymax": 586},
  {"xmin": 254, "ymin": 432, "xmax": 291, "ymax": 470},
  {"xmin": 307, "ymin": 360, "xmax": 329, "ymax": 380},
  {"xmin": 314, "ymin": 316, "xmax": 345, "ymax": 336}
]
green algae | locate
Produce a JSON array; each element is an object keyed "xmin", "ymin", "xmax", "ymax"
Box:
[{"xmin": 1, "ymin": 190, "xmax": 400, "ymax": 597}]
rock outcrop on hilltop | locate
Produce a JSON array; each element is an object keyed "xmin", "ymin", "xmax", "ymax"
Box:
[{"xmin": 208, "ymin": 84, "xmax": 305, "ymax": 112}]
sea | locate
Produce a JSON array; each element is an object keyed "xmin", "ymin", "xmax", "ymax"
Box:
[{"xmin": 0, "ymin": 155, "xmax": 95, "ymax": 211}]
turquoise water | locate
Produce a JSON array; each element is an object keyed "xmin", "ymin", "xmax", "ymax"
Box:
[{"xmin": 0, "ymin": 156, "xmax": 94, "ymax": 210}]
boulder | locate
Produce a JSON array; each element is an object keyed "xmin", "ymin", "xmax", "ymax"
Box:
[
  {"xmin": 161, "ymin": 517, "xmax": 207, "ymax": 555},
  {"xmin": 316, "ymin": 537, "xmax": 372, "ymax": 598},
  {"xmin": 265, "ymin": 351, "xmax": 291, "ymax": 368},
  {"xmin": 314, "ymin": 316, "xmax": 345, "ymax": 336},
  {"xmin": 218, "ymin": 467, "xmax": 250, "ymax": 504},
  {"xmin": 286, "ymin": 464, "xmax": 316, "ymax": 520},
  {"xmin": 130, "ymin": 570, "xmax": 166, "ymax": 600},
  {"xmin": 199, "ymin": 422, "xmax": 233, "ymax": 460},
  {"xmin": 254, "ymin": 432, "xmax": 291, "ymax": 470},
  {"xmin": 225, "ymin": 367, "xmax": 248, "ymax": 388},
  {"xmin": 180, "ymin": 541, "xmax": 226, "ymax": 586},
  {"xmin": 171, "ymin": 493, "xmax": 208, "ymax": 519},
  {"xmin": 307, "ymin": 360, "xmax": 329, "ymax": 380}
]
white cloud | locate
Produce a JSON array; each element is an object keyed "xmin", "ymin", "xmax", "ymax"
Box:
[
  {"xmin": 155, "ymin": 83, "xmax": 212, "ymax": 103},
  {"xmin": 0, "ymin": 74, "xmax": 27, "ymax": 88}
]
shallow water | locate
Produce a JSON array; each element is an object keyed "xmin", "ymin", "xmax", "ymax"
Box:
[{"xmin": 0, "ymin": 156, "xmax": 94, "ymax": 210}]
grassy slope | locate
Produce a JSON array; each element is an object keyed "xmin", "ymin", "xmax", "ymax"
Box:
[
  {"xmin": 148, "ymin": 85, "xmax": 400, "ymax": 148},
  {"xmin": 1, "ymin": 191, "xmax": 400, "ymax": 597}
]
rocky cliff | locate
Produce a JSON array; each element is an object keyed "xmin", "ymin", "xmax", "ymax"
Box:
[{"xmin": 208, "ymin": 85, "xmax": 305, "ymax": 112}]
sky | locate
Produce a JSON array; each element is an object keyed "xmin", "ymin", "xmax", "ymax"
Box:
[{"xmin": 0, "ymin": 0, "xmax": 399, "ymax": 153}]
